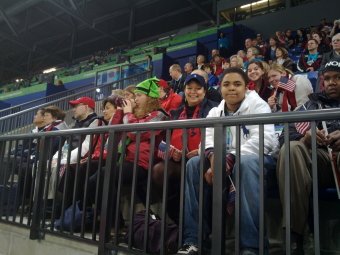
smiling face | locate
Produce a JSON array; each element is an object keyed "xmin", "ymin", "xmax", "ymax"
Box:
[
  {"xmin": 268, "ymin": 69, "xmax": 285, "ymax": 89},
  {"xmin": 323, "ymin": 71, "xmax": 340, "ymax": 100},
  {"xmin": 275, "ymin": 48, "xmax": 283, "ymax": 58},
  {"xmin": 103, "ymin": 102, "xmax": 117, "ymax": 121},
  {"xmin": 184, "ymin": 81, "xmax": 206, "ymax": 107},
  {"xmin": 247, "ymin": 62, "xmax": 264, "ymax": 82},
  {"xmin": 221, "ymin": 72, "xmax": 247, "ymax": 112}
]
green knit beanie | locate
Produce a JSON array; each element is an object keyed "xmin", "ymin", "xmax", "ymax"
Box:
[{"xmin": 134, "ymin": 77, "xmax": 160, "ymax": 98}]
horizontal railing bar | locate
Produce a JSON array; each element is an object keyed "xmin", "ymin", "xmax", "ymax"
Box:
[{"xmin": 1, "ymin": 109, "xmax": 339, "ymax": 140}]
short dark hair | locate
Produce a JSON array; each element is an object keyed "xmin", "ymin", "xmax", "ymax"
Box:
[
  {"xmin": 44, "ymin": 106, "xmax": 65, "ymax": 120},
  {"xmin": 220, "ymin": 67, "xmax": 249, "ymax": 85}
]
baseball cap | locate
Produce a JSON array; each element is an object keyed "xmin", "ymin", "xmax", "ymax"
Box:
[
  {"xmin": 184, "ymin": 74, "xmax": 207, "ymax": 89},
  {"xmin": 322, "ymin": 60, "xmax": 340, "ymax": 74},
  {"xmin": 158, "ymin": 79, "xmax": 170, "ymax": 89},
  {"xmin": 134, "ymin": 77, "xmax": 160, "ymax": 98},
  {"xmin": 69, "ymin": 97, "xmax": 95, "ymax": 109}
]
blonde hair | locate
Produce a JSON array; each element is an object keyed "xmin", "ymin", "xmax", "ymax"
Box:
[
  {"xmin": 269, "ymin": 63, "xmax": 294, "ymax": 76},
  {"xmin": 111, "ymin": 89, "xmax": 125, "ymax": 97},
  {"xmin": 230, "ymin": 55, "xmax": 244, "ymax": 68}
]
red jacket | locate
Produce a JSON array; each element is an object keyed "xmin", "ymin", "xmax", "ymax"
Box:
[
  {"xmin": 124, "ymin": 109, "xmax": 169, "ymax": 169},
  {"xmin": 160, "ymin": 91, "xmax": 183, "ymax": 114}
]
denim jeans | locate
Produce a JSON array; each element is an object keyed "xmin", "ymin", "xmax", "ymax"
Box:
[{"xmin": 183, "ymin": 154, "xmax": 276, "ymax": 249}]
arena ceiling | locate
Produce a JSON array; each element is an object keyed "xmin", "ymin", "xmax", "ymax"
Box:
[{"xmin": 0, "ymin": 0, "xmax": 216, "ymax": 82}]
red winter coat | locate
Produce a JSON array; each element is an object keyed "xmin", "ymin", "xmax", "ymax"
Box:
[
  {"xmin": 160, "ymin": 91, "xmax": 183, "ymax": 114},
  {"xmin": 124, "ymin": 109, "xmax": 169, "ymax": 169}
]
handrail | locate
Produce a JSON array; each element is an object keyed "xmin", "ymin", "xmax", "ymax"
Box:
[
  {"xmin": 1, "ymin": 108, "xmax": 339, "ymax": 140},
  {"xmin": 0, "ymin": 70, "xmax": 150, "ymax": 122}
]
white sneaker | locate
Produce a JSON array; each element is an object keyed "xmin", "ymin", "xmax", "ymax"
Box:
[{"xmin": 177, "ymin": 244, "xmax": 199, "ymax": 254}]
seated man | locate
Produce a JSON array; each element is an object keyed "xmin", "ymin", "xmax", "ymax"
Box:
[
  {"xmin": 277, "ymin": 59, "xmax": 340, "ymax": 253},
  {"xmin": 297, "ymin": 39, "xmax": 323, "ymax": 73}
]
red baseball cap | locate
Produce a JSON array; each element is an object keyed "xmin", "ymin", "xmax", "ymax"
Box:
[
  {"xmin": 69, "ymin": 97, "xmax": 95, "ymax": 109},
  {"xmin": 157, "ymin": 79, "xmax": 170, "ymax": 89}
]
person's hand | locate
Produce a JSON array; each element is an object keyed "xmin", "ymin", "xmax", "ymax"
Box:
[
  {"xmin": 306, "ymin": 67, "xmax": 314, "ymax": 72},
  {"xmin": 172, "ymin": 149, "xmax": 182, "ymax": 162},
  {"xmin": 267, "ymin": 94, "xmax": 277, "ymax": 109},
  {"xmin": 122, "ymin": 99, "xmax": 133, "ymax": 114},
  {"xmin": 301, "ymin": 129, "xmax": 327, "ymax": 148},
  {"xmin": 186, "ymin": 149, "xmax": 198, "ymax": 159},
  {"xmin": 80, "ymin": 158, "xmax": 88, "ymax": 164},
  {"xmin": 204, "ymin": 168, "xmax": 213, "ymax": 185},
  {"xmin": 326, "ymin": 130, "xmax": 340, "ymax": 152}
]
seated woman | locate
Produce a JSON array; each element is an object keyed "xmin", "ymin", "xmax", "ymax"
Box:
[
  {"xmin": 177, "ymin": 67, "xmax": 278, "ymax": 255},
  {"xmin": 267, "ymin": 63, "xmax": 313, "ymax": 113},
  {"xmin": 247, "ymin": 60, "xmax": 273, "ymax": 102},
  {"xmin": 273, "ymin": 46, "xmax": 296, "ymax": 72},
  {"xmin": 152, "ymin": 74, "xmax": 218, "ymax": 223},
  {"xmin": 158, "ymin": 79, "xmax": 183, "ymax": 114}
]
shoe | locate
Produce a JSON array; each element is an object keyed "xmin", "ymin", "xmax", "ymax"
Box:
[
  {"xmin": 240, "ymin": 248, "xmax": 258, "ymax": 255},
  {"xmin": 282, "ymin": 230, "xmax": 304, "ymax": 255},
  {"xmin": 177, "ymin": 244, "xmax": 199, "ymax": 254}
]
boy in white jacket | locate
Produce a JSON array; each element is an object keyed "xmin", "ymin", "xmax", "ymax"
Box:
[{"xmin": 177, "ymin": 68, "xmax": 278, "ymax": 255}]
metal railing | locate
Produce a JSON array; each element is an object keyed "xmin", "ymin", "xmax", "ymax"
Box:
[
  {"xmin": 0, "ymin": 109, "xmax": 339, "ymax": 254},
  {"xmin": 0, "ymin": 70, "xmax": 151, "ymax": 135}
]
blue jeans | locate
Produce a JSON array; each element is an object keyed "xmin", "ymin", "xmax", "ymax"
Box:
[{"xmin": 183, "ymin": 154, "xmax": 276, "ymax": 249}]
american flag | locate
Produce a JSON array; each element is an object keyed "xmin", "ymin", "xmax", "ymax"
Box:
[
  {"xmin": 295, "ymin": 121, "xmax": 311, "ymax": 135},
  {"xmin": 278, "ymin": 76, "xmax": 296, "ymax": 93},
  {"xmin": 157, "ymin": 141, "xmax": 176, "ymax": 160}
]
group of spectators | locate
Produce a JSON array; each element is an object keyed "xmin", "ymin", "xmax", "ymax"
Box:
[{"xmin": 2, "ymin": 18, "xmax": 340, "ymax": 255}]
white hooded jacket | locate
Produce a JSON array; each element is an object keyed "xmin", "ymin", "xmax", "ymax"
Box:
[{"xmin": 205, "ymin": 90, "xmax": 278, "ymax": 156}]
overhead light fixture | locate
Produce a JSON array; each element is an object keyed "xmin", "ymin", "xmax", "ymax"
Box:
[
  {"xmin": 241, "ymin": 0, "xmax": 268, "ymax": 9},
  {"xmin": 43, "ymin": 67, "xmax": 57, "ymax": 74}
]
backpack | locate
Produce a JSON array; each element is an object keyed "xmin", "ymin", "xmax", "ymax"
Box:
[{"xmin": 125, "ymin": 210, "xmax": 178, "ymax": 254}]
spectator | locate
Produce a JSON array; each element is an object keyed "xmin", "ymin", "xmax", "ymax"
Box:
[
  {"xmin": 244, "ymin": 47, "xmax": 260, "ymax": 69},
  {"xmin": 184, "ymin": 62, "xmax": 194, "ymax": 75},
  {"xmin": 152, "ymin": 74, "xmax": 218, "ymax": 223},
  {"xmin": 196, "ymin": 55, "xmax": 206, "ymax": 70},
  {"xmin": 276, "ymin": 59, "xmax": 340, "ymax": 254},
  {"xmin": 265, "ymin": 36, "xmax": 279, "ymax": 63},
  {"xmin": 321, "ymin": 33, "xmax": 340, "ymax": 68},
  {"xmin": 267, "ymin": 63, "xmax": 313, "ymax": 112},
  {"xmin": 296, "ymin": 29, "xmax": 307, "ymax": 48},
  {"xmin": 211, "ymin": 54, "xmax": 226, "ymax": 77},
  {"xmin": 237, "ymin": 50, "xmax": 247, "ymax": 62},
  {"xmin": 256, "ymin": 33, "xmax": 267, "ymax": 56},
  {"xmin": 48, "ymin": 97, "xmax": 100, "ymax": 200},
  {"xmin": 169, "ymin": 64, "xmax": 186, "ymax": 94},
  {"xmin": 177, "ymin": 67, "xmax": 277, "ymax": 255},
  {"xmin": 123, "ymin": 85, "xmax": 136, "ymax": 109},
  {"xmin": 330, "ymin": 18, "xmax": 340, "ymax": 37},
  {"xmin": 218, "ymin": 32, "xmax": 229, "ymax": 58},
  {"xmin": 297, "ymin": 39, "xmax": 323, "ymax": 73},
  {"xmin": 244, "ymin": 38, "xmax": 252, "ymax": 51},
  {"xmin": 157, "ymin": 79, "xmax": 182, "ymax": 114},
  {"xmin": 230, "ymin": 54, "xmax": 244, "ymax": 69},
  {"xmin": 247, "ymin": 60, "xmax": 272, "ymax": 102},
  {"xmin": 273, "ymin": 46, "xmax": 296, "ymax": 72},
  {"xmin": 191, "ymin": 69, "xmax": 222, "ymax": 103},
  {"xmin": 285, "ymin": 29, "xmax": 296, "ymax": 49},
  {"xmin": 275, "ymin": 31, "xmax": 286, "ymax": 45},
  {"xmin": 203, "ymin": 64, "xmax": 219, "ymax": 87},
  {"xmin": 312, "ymin": 31, "xmax": 331, "ymax": 54}
]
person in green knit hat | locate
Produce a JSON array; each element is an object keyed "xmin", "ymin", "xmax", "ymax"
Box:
[{"xmin": 110, "ymin": 77, "xmax": 169, "ymax": 230}]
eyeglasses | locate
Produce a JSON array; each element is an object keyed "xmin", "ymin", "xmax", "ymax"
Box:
[{"xmin": 332, "ymin": 39, "xmax": 340, "ymax": 43}]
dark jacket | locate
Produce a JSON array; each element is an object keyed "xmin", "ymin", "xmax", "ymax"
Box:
[
  {"xmin": 170, "ymin": 75, "xmax": 186, "ymax": 94},
  {"xmin": 70, "ymin": 112, "xmax": 98, "ymax": 150},
  {"xmin": 279, "ymin": 92, "xmax": 340, "ymax": 147},
  {"xmin": 297, "ymin": 52, "xmax": 323, "ymax": 72},
  {"xmin": 320, "ymin": 50, "xmax": 340, "ymax": 70}
]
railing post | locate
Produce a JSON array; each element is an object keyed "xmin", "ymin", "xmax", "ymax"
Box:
[
  {"xmin": 98, "ymin": 130, "xmax": 121, "ymax": 255},
  {"xmin": 212, "ymin": 124, "xmax": 226, "ymax": 255},
  {"xmin": 30, "ymin": 136, "xmax": 51, "ymax": 240}
]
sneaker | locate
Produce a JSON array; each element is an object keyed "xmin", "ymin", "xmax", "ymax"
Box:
[
  {"xmin": 240, "ymin": 248, "xmax": 259, "ymax": 255},
  {"xmin": 177, "ymin": 244, "xmax": 199, "ymax": 254}
]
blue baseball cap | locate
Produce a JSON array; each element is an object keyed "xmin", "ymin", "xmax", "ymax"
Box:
[{"xmin": 184, "ymin": 74, "xmax": 207, "ymax": 90}]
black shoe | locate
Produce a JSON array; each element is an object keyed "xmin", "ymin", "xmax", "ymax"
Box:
[
  {"xmin": 177, "ymin": 244, "xmax": 199, "ymax": 255},
  {"xmin": 283, "ymin": 231, "xmax": 304, "ymax": 255}
]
